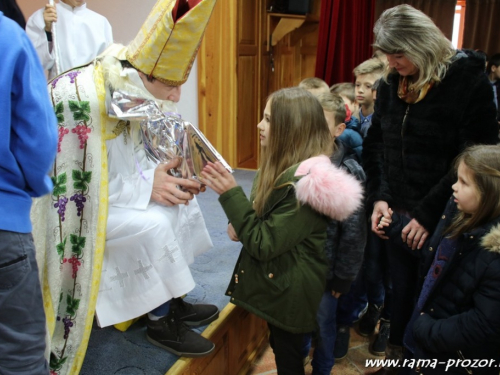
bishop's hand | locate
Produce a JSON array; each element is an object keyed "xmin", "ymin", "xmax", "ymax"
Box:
[{"xmin": 151, "ymin": 158, "xmax": 202, "ymax": 206}]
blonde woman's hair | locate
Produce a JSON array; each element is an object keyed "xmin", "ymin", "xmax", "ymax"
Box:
[
  {"xmin": 372, "ymin": 49, "xmax": 387, "ymax": 62},
  {"xmin": 316, "ymin": 92, "xmax": 346, "ymax": 126},
  {"xmin": 353, "ymin": 58, "xmax": 385, "ymax": 78},
  {"xmin": 330, "ymin": 82, "xmax": 355, "ymax": 103},
  {"xmin": 373, "ymin": 4, "xmax": 456, "ymax": 91},
  {"xmin": 253, "ymin": 87, "xmax": 333, "ymax": 216},
  {"xmin": 445, "ymin": 145, "xmax": 500, "ymax": 239}
]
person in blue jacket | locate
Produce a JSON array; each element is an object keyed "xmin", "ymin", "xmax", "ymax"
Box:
[{"xmin": 0, "ymin": 12, "xmax": 58, "ymax": 375}]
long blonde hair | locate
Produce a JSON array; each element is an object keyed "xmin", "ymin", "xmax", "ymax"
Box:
[
  {"xmin": 446, "ymin": 145, "xmax": 500, "ymax": 239},
  {"xmin": 373, "ymin": 4, "xmax": 455, "ymax": 91},
  {"xmin": 253, "ymin": 87, "xmax": 332, "ymax": 216}
]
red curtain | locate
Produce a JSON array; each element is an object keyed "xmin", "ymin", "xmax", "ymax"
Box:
[
  {"xmin": 374, "ymin": 0, "xmax": 457, "ymax": 41},
  {"xmin": 462, "ymin": 0, "xmax": 500, "ymax": 57},
  {"xmin": 315, "ymin": 0, "xmax": 376, "ymax": 85}
]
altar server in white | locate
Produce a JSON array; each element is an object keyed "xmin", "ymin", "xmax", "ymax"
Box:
[{"xmin": 26, "ymin": 0, "xmax": 112, "ymax": 79}]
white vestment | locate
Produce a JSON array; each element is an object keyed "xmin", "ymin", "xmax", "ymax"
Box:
[
  {"xmin": 26, "ymin": 2, "xmax": 112, "ymax": 79},
  {"xmin": 95, "ymin": 128, "xmax": 213, "ymax": 327}
]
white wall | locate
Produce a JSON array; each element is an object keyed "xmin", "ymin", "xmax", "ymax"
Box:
[{"xmin": 18, "ymin": 0, "xmax": 199, "ymax": 126}]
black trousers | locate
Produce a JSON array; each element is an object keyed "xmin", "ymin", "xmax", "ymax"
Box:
[
  {"xmin": 387, "ymin": 239, "xmax": 419, "ymax": 347},
  {"xmin": 268, "ymin": 322, "xmax": 306, "ymax": 375}
]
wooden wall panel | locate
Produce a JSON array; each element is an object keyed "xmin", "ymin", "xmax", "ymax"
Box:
[
  {"xmin": 237, "ymin": 56, "xmax": 259, "ymax": 167},
  {"xmin": 199, "ymin": 0, "xmax": 320, "ymax": 170},
  {"xmin": 239, "ymin": 0, "xmax": 258, "ymax": 44},
  {"xmin": 198, "ymin": 0, "xmax": 237, "ymax": 167},
  {"xmin": 236, "ymin": 0, "xmax": 261, "ymax": 169},
  {"xmin": 261, "ymin": 0, "xmax": 321, "ymax": 96}
]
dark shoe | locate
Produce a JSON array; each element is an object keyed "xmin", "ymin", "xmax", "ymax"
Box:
[
  {"xmin": 171, "ymin": 297, "xmax": 219, "ymax": 327},
  {"xmin": 358, "ymin": 303, "xmax": 382, "ymax": 336},
  {"xmin": 333, "ymin": 325, "xmax": 350, "ymax": 360},
  {"xmin": 366, "ymin": 343, "xmax": 403, "ymax": 374},
  {"xmin": 371, "ymin": 319, "xmax": 390, "ymax": 356},
  {"xmin": 146, "ymin": 313, "xmax": 215, "ymax": 357}
]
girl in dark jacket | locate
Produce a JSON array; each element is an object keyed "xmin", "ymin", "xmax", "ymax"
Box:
[
  {"xmin": 379, "ymin": 145, "xmax": 500, "ymax": 374},
  {"xmin": 201, "ymin": 87, "xmax": 363, "ymax": 374}
]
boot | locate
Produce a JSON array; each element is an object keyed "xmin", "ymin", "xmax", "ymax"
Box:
[
  {"xmin": 171, "ymin": 297, "xmax": 219, "ymax": 327},
  {"xmin": 371, "ymin": 319, "xmax": 390, "ymax": 356},
  {"xmin": 358, "ymin": 303, "xmax": 382, "ymax": 336},
  {"xmin": 367, "ymin": 343, "xmax": 403, "ymax": 375},
  {"xmin": 333, "ymin": 325, "xmax": 350, "ymax": 360},
  {"xmin": 146, "ymin": 310, "xmax": 215, "ymax": 357}
]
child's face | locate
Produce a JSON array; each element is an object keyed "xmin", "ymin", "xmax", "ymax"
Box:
[
  {"xmin": 491, "ymin": 65, "xmax": 500, "ymax": 80},
  {"xmin": 452, "ymin": 162, "xmax": 481, "ymax": 214},
  {"xmin": 257, "ymin": 99, "xmax": 271, "ymax": 146},
  {"xmin": 355, "ymin": 73, "xmax": 378, "ymax": 107},
  {"xmin": 324, "ymin": 110, "xmax": 345, "ymax": 139}
]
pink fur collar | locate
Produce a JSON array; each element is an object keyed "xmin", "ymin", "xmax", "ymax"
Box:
[{"xmin": 294, "ymin": 155, "xmax": 363, "ymax": 221}]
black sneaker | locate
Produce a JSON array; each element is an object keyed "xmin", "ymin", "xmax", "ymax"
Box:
[
  {"xmin": 371, "ymin": 319, "xmax": 390, "ymax": 356},
  {"xmin": 333, "ymin": 325, "xmax": 350, "ymax": 360},
  {"xmin": 171, "ymin": 297, "xmax": 219, "ymax": 327},
  {"xmin": 357, "ymin": 303, "xmax": 382, "ymax": 337},
  {"xmin": 146, "ymin": 313, "xmax": 215, "ymax": 357}
]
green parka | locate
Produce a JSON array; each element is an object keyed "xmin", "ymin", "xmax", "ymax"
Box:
[{"xmin": 218, "ymin": 155, "xmax": 363, "ymax": 333}]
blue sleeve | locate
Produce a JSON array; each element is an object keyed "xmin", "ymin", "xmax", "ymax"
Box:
[{"xmin": 11, "ymin": 26, "xmax": 58, "ymax": 197}]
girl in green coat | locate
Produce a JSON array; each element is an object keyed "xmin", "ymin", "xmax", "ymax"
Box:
[{"xmin": 202, "ymin": 87, "xmax": 363, "ymax": 374}]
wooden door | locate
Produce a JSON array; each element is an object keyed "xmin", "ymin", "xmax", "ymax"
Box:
[{"xmin": 236, "ymin": 0, "xmax": 262, "ymax": 169}]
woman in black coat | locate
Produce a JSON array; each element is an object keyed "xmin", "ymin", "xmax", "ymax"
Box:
[{"xmin": 363, "ymin": 5, "xmax": 499, "ymax": 374}]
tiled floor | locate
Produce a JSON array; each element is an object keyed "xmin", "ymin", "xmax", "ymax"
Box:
[{"xmin": 248, "ymin": 324, "xmax": 383, "ymax": 375}]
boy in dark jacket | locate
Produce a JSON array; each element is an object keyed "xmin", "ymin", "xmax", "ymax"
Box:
[{"xmin": 303, "ymin": 91, "xmax": 367, "ymax": 375}]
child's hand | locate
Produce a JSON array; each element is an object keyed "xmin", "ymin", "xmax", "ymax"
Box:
[
  {"xmin": 43, "ymin": 4, "xmax": 57, "ymax": 32},
  {"xmin": 201, "ymin": 162, "xmax": 237, "ymax": 195},
  {"xmin": 371, "ymin": 201, "xmax": 392, "ymax": 239},
  {"xmin": 331, "ymin": 290, "xmax": 342, "ymax": 298},
  {"xmin": 227, "ymin": 223, "xmax": 239, "ymax": 242},
  {"xmin": 377, "ymin": 208, "xmax": 393, "ymax": 229}
]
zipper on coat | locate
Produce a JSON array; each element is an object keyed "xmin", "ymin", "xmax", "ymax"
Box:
[
  {"xmin": 400, "ymin": 105, "xmax": 410, "ymax": 161},
  {"xmin": 457, "ymin": 350, "xmax": 473, "ymax": 374}
]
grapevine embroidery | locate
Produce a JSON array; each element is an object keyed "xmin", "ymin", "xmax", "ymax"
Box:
[{"xmin": 48, "ymin": 69, "xmax": 92, "ymax": 373}]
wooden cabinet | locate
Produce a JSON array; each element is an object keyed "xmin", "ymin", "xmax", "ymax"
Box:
[{"xmin": 198, "ymin": 0, "xmax": 320, "ymax": 170}]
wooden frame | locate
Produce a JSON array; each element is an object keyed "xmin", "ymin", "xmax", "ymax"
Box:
[{"xmin": 166, "ymin": 304, "xmax": 269, "ymax": 375}]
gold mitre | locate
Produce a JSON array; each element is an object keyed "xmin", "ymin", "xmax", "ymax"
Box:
[{"xmin": 126, "ymin": 0, "xmax": 217, "ymax": 86}]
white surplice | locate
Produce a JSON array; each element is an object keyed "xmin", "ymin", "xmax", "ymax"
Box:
[
  {"xmin": 95, "ymin": 128, "xmax": 213, "ymax": 327},
  {"xmin": 26, "ymin": 2, "xmax": 112, "ymax": 79}
]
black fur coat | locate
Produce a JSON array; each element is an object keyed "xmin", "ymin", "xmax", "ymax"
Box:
[{"xmin": 363, "ymin": 50, "xmax": 499, "ymax": 232}]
